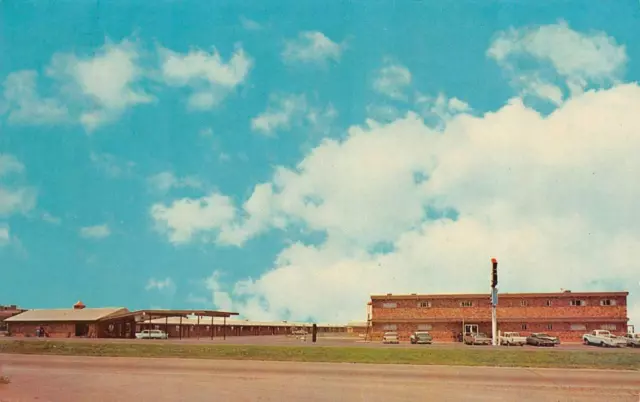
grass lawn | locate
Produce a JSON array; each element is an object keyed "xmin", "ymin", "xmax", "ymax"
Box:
[{"xmin": 0, "ymin": 340, "xmax": 637, "ymax": 370}]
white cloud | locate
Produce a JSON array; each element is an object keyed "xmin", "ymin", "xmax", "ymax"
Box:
[
  {"xmin": 48, "ymin": 39, "xmax": 153, "ymax": 131},
  {"xmin": 186, "ymin": 83, "xmax": 640, "ymax": 327},
  {"xmin": 282, "ymin": 32, "xmax": 344, "ymax": 65},
  {"xmin": 0, "ymin": 154, "xmax": 24, "ymax": 177},
  {"xmin": 150, "ymin": 192, "xmax": 236, "ymax": 244},
  {"xmin": 41, "ymin": 212, "xmax": 62, "ymax": 225},
  {"xmin": 0, "ymin": 224, "xmax": 9, "ymax": 246},
  {"xmin": 373, "ymin": 61, "xmax": 412, "ymax": 100},
  {"xmin": 159, "ymin": 45, "xmax": 252, "ymax": 110},
  {"xmin": 240, "ymin": 16, "xmax": 262, "ymax": 31},
  {"xmin": 251, "ymin": 93, "xmax": 337, "ymax": 137},
  {"xmin": 0, "ymin": 155, "xmax": 36, "ymax": 217},
  {"xmin": 145, "ymin": 277, "xmax": 175, "ymax": 292},
  {"xmin": 251, "ymin": 94, "xmax": 307, "ymax": 135},
  {"xmin": 204, "ymin": 272, "xmax": 234, "ymax": 312},
  {"xmin": 90, "ymin": 152, "xmax": 135, "ymax": 178},
  {"xmin": 80, "ymin": 224, "xmax": 111, "ymax": 239},
  {"xmin": 2, "ymin": 71, "xmax": 68, "ymax": 124},
  {"xmin": 415, "ymin": 92, "xmax": 472, "ymax": 129},
  {"xmin": 148, "ymin": 171, "xmax": 202, "ymax": 193},
  {"xmin": 488, "ymin": 21, "xmax": 627, "ymax": 104}
]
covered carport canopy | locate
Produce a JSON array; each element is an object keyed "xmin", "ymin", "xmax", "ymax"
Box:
[{"xmin": 99, "ymin": 309, "xmax": 239, "ymax": 339}]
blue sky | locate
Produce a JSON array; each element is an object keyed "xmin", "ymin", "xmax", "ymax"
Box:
[{"xmin": 1, "ymin": 1, "xmax": 640, "ymax": 326}]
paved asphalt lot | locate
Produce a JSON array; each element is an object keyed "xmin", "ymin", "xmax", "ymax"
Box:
[
  {"xmin": 3, "ymin": 335, "xmax": 639, "ymax": 353},
  {"xmin": 1, "ymin": 354, "xmax": 638, "ymax": 402}
]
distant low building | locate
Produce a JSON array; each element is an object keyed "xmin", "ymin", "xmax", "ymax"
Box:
[{"xmin": 0, "ymin": 304, "xmax": 26, "ymax": 332}]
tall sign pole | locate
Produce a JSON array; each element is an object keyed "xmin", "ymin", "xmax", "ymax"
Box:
[{"xmin": 491, "ymin": 258, "xmax": 498, "ymax": 346}]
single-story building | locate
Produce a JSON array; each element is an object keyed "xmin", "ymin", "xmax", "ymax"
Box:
[{"xmin": 4, "ymin": 301, "xmax": 128, "ymax": 338}]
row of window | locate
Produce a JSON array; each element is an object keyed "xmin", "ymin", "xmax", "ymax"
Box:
[
  {"xmin": 381, "ymin": 324, "xmax": 618, "ymax": 331},
  {"xmin": 381, "ymin": 299, "xmax": 618, "ymax": 308}
]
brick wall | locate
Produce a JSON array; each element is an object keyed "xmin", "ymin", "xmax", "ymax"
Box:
[
  {"xmin": 7, "ymin": 322, "xmax": 100, "ymax": 338},
  {"xmin": 370, "ymin": 292, "xmax": 628, "ymax": 342}
]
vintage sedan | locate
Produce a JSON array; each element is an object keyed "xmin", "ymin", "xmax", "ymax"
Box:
[
  {"xmin": 135, "ymin": 329, "xmax": 169, "ymax": 339},
  {"xmin": 382, "ymin": 331, "xmax": 400, "ymax": 344},
  {"xmin": 526, "ymin": 333, "xmax": 559, "ymax": 347},
  {"xmin": 410, "ymin": 331, "xmax": 433, "ymax": 344},
  {"xmin": 464, "ymin": 332, "xmax": 491, "ymax": 345},
  {"xmin": 624, "ymin": 333, "xmax": 640, "ymax": 348}
]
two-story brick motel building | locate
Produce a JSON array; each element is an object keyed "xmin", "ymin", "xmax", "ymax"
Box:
[{"xmin": 370, "ymin": 290, "xmax": 629, "ymax": 342}]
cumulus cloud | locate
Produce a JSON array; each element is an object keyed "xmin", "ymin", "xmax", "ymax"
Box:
[
  {"xmin": 415, "ymin": 92, "xmax": 472, "ymax": 129},
  {"xmin": 148, "ymin": 171, "xmax": 202, "ymax": 193},
  {"xmin": 159, "ymin": 45, "xmax": 252, "ymax": 110},
  {"xmin": 173, "ymin": 83, "xmax": 640, "ymax": 326},
  {"xmin": 145, "ymin": 277, "xmax": 175, "ymax": 292},
  {"xmin": 282, "ymin": 32, "xmax": 344, "ymax": 65},
  {"xmin": 251, "ymin": 93, "xmax": 338, "ymax": 137},
  {"xmin": 488, "ymin": 21, "xmax": 627, "ymax": 104},
  {"xmin": 373, "ymin": 60, "xmax": 412, "ymax": 100},
  {"xmin": 0, "ymin": 155, "xmax": 36, "ymax": 217},
  {"xmin": 2, "ymin": 71, "xmax": 68, "ymax": 124},
  {"xmin": 48, "ymin": 39, "xmax": 153, "ymax": 131},
  {"xmin": 80, "ymin": 224, "xmax": 111, "ymax": 239},
  {"xmin": 150, "ymin": 192, "xmax": 236, "ymax": 244},
  {"xmin": 2, "ymin": 39, "xmax": 152, "ymax": 131}
]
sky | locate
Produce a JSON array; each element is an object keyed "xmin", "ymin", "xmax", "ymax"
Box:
[{"xmin": 1, "ymin": 0, "xmax": 640, "ymax": 327}]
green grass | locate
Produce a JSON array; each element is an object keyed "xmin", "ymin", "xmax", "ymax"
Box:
[{"xmin": 0, "ymin": 340, "xmax": 638, "ymax": 370}]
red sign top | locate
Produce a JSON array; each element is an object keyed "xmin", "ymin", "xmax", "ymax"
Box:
[{"xmin": 491, "ymin": 258, "xmax": 497, "ymax": 264}]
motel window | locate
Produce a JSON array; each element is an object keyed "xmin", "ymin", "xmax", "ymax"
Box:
[
  {"xmin": 460, "ymin": 301, "xmax": 473, "ymax": 307},
  {"xmin": 547, "ymin": 324, "xmax": 553, "ymax": 330},
  {"xmin": 600, "ymin": 299, "xmax": 616, "ymax": 306},
  {"xmin": 521, "ymin": 324, "xmax": 528, "ymax": 330},
  {"xmin": 175, "ymin": 326, "xmax": 180, "ymax": 331},
  {"xmin": 545, "ymin": 300, "xmax": 552, "ymax": 307},
  {"xmin": 569, "ymin": 300, "xmax": 585, "ymax": 306},
  {"xmin": 600, "ymin": 324, "xmax": 617, "ymax": 331},
  {"xmin": 383, "ymin": 324, "xmax": 397, "ymax": 331},
  {"xmin": 417, "ymin": 301, "xmax": 431, "ymax": 308},
  {"xmin": 417, "ymin": 324, "xmax": 432, "ymax": 331},
  {"xmin": 570, "ymin": 324, "xmax": 587, "ymax": 331},
  {"xmin": 520, "ymin": 300, "xmax": 529, "ymax": 307},
  {"xmin": 382, "ymin": 302, "xmax": 397, "ymax": 308}
]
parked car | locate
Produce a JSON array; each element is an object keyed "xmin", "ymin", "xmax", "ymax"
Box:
[
  {"xmin": 409, "ymin": 331, "xmax": 433, "ymax": 344},
  {"xmin": 382, "ymin": 331, "xmax": 400, "ymax": 344},
  {"xmin": 526, "ymin": 333, "xmax": 559, "ymax": 347},
  {"xmin": 623, "ymin": 333, "xmax": 640, "ymax": 348},
  {"xmin": 499, "ymin": 331, "xmax": 527, "ymax": 346},
  {"xmin": 464, "ymin": 332, "xmax": 491, "ymax": 345},
  {"xmin": 582, "ymin": 330, "xmax": 626, "ymax": 348},
  {"xmin": 135, "ymin": 329, "xmax": 169, "ymax": 339}
]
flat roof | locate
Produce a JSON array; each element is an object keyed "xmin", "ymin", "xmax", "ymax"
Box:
[
  {"xmin": 371, "ymin": 291, "xmax": 629, "ymax": 300},
  {"xmin": 143, "ymin": 317, "xmax": 344, "ymax": 327},
  {"xmin": 100, "ymin": 309, "xmax": 239, "ymax": 322}
]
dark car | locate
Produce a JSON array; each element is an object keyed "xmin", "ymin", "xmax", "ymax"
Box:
[
  {"xmin": 410, "ymin": 331, "xmax": 433, "ymax": 344},
  {"xmin": 526, "ymin": 333, "xmax": 559, "ymax": 347}
]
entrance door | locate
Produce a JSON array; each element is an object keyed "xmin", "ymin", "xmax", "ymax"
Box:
[{"xmin": 464, "ymin": 324, "xmax": 478, "ymax": 335}]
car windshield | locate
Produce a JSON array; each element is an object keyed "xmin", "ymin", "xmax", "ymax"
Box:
[
  {"xmin": 416, "ymin": 332, "xmax": 430, "ymax": 337},
  {"xmin": 537, "ymin": 333, "xmax": 549, "ymax": 337},
  {"xmin": 385, "ymin": 332, "xmax": 397, "ymax": 336},
  {"xmin": 477, "ymin": 333, "xmax": 488, "ymax": 338}
]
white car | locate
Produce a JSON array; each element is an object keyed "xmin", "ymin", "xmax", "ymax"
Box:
[
  {"xmin": 582, "ymin": 330, "xmax": 626, "ymax": 347},
  {"xmin": 382, "ymin": 331, "xmax": 400, "ymax": 344},
  {"xmin": 499, "ymin": 332, "xmax": 527, "ymax": 346},
  {"xmin": 623, "ymin": 333, "xmax": 640, "ymax": 348},
  {"xmin": 135, "ymin": 329, "xmax": 169, "ymax": 339}
]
